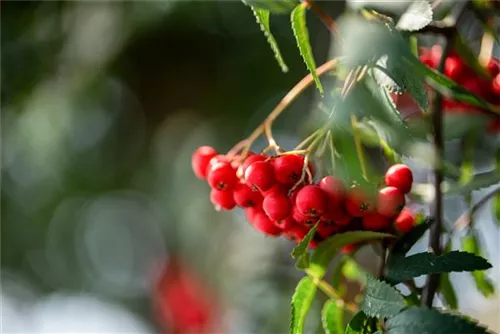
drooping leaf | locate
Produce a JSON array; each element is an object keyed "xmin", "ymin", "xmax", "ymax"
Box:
[
  {"xmin": 396, "ymin": 0, "xmax": 433, "ymax": 31},
  {"xmin": 243, "ymin": 0, "xmax": 297, "ymax": 14},
  {"xmin": 292, "ymin": 222, "xmax": 319, "ymax": 260},
  {"xmin": 345, "ymin": 311, "xmax": 370, "ymax": 334},
  {"xmin": 386, "ymin": 251, "xmax": 492, "ymax": 283},
  {"xmin": 290, "ymin": 277, "xmax": 317, "ymax": 334},
  {"xmin": 249, "ymin": 7, "xmax": 289, "ymax": 73},
  {"xmin": 386, "ymin": 307, "xmax": 488, "ymax": 334},
  {"xmin": 391, "ymin": 217, "xmax": 432, "ymax": 255},
  {"xmin": 444, "ymin": 170, "xmax": 500, "ymax": 195},
  {"xmin": 453, "ymin": 33, "xmax": 491, "ymax": 78},
  {"xmin": 331, "ymin": 257, "xmax": 347, "ymax": 297},
  {"xmin": 440, "ymin": 273, "xmax": 458, "ymax": 309},
  {"xmin": 309, "ymin": 231, "xmax": 394, "ymax": 279},
  {"xmin": 321, "ymin": 300, "xmax": 344, "ymax": 334},
  {"xmin": 461, "ymin": 233, "xmax": 495, "ymax": 297},
  {"xmin": 360, "ymin": 276, "xmax": 406, "ymax": 318},
  {"xmin": 291, "ymin": 3, "xmax": 323, "ymax": 94}
]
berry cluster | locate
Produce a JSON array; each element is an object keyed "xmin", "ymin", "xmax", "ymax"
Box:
[
  {"xmin": 192, "ymin": 146, "xmax": 416, "ymax": 249},
  {"xmin": 420, "ymin": 46, "xmax": 500, "ymax": 131}
]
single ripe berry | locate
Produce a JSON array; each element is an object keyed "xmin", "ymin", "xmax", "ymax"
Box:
[
  {"xmin": 273, "ymin": 155, "xmax": 305, "ymax": 185},
  {"xmin": 210, "ymin": 188, "xmax": 236, "ymax": 211},
  {"xmin": 362, "ymin": 213, "xmax": 390, "ymax": 231},
  {"xmin": 192, "ymin": 146, "xmax": 218, "ymax": 179},
  {"xmin": 251, "ymin": 211, "xmax": 282, "ymax": 237},
  {"xmin": 245, "ymin": 206, "xmax": 261, "ymax": 223},
  {"xmin": 244, "ymin": 161, "xmax": 275, "ymax": 192},
  {"xmin": 242, "ymin": 154, "xmax": 267, "ymax": 173},
  {"xmin": 487, "ymin": 59, "xmax": 500, "ymax": 77},
  {"xmin": 233, "ymin": 183, "xmax": 263, "ymax": 208},
  {"xmin": 317, "ymin": 221, "xmax": 341, "ymax": 239},
  {"xmin": 385, "ymin": 164, "xmax": 413, "ymax": 194},
  {"xmin": 263, "ymin": 192, "xmax": 292, "ymax": 221},
  {"xmin": 296, "ymin": 185, "xmax": 327, "ymax": 218},
  {"xmin": 340, "ymin": 243, "xmax": 357, "ymax": 254},
  {"xmin": 345, "ymin": 186, "xmax": 375, "ymax": 217},
  {"xmin": 283, "ymin": 224, "xmax": 308, "ymax": 244},
  {"xmin": 207, "ymin": 161, "xmax": 238, "ymax": 191},
  {"xmin": 319, "ymin": 176, "xmax": 346, "ymax": 209},
  {"xmin": 377, "ymin": 186, "xmax": 405, "ymax": 218},
  {"xmin": 394, "ymin": 208, "xmax": 415, "ymax": 233},
  {"xmin": 322, "ymin": 207, "xmax": 352, "ymax": 226},
  {"xmin": 261, "ymin": 183, "xmax": 289, "ymax": 197},
  {"xmin": 493, "ymin": 73, "xmax": 500, "ymax": 95},
  {"xmin": 275, "ymin": 216, "xmax": 297, "ymax": 230}
]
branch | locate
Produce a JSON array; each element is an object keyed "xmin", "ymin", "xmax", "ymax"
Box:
[{"xmin": 453, "ymin": 186, "xmax": 500, "ymax": 232}]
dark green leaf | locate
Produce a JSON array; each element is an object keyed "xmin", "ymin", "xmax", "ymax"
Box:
[
  {"xmin": 292, "ymin": 222, "xmax": 319, "ymax": 260},
  {"xmin": 386, "ymin": 307, "xmax": 488, "ymax": 334},
  {"xmin": 250, "ymin": 7, "xmax": 289, "ymax": 72},
  {"xmin": 445, "ymin": 170, "xmax": 500, "ymax": 195},
  {"xmin": 243, "ymin": 0, "xmax": 297, "ymax": 14},
  {"xmin": 296, "ymin": 254, "xmax": 310, "ymax": 270},
  {"xmin": 309, "ymin": 231, "xmax": 394, "ymax": 279},
  {"xmin": 360, "ymin": 276, "xmax": 406, "ymax": 318},
  {"xmin": 440, "ymin": 273, "xmax": 458, "ymax": 309},
  {"xmin": 453, "ymin": 33, "xmax": 491, "ymax": 78},
  {"xmin": 322, "ymin": 300, "xmax": 344, "ymax": 334},
  {"xmin": 461, "ymin": 233, "xmax": 495, "ymax": 297},
  {"xmin": 345, "ymin": 311, "xmax": 369, "ymax": 334},
  {"xmin": 291, "ymin": 3, "xmax": 323, "ymax": 93},
  {"xmin": 290, "ymin": 277, "xmax": 317, "ymax": 334},
  {"xmin": 396, "ymin": 0, "xmax": 433, "ymax": 31},
  {"xmin": 386, "ymin": 251, "xmax": 492, "ymax": 283},
  {"xmin": 391, "ymin": 217, "xmax": 432, "ymax": 255}
]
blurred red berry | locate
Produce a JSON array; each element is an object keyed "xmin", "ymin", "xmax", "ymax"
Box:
[
  {"xmin": 296, "ymin": 185, "xmax": 327, "ymax": 218},
  {"xmin": 233, "ymin": 183, "xmax": 263, "ymax": 208},
  {"xmin": 242, "ymin": 154, "xmax": 266, "ymax": 172},
  {"xmin": 340, "ymin": 243, "xmax": 357, "ymax": 254},
  {"xmin": 385, "ymin": 164, "xmax": 413, "ymax": 194},
  {"xmin": 345, "ymin": 186, "xmax": 375, "ymax": 217},
  {"xmin": 444, "ymin": 55, "xmax": 466, "ymax": 81},
  {"xmin": 251, "ymin": 211, "xmax": 282, "ymax": 236},
  {"xmin": 487, "ymin": 59, "xmax": 500, "ymax": 77},
  {"xmin": 284, "ymin": 224, "xmax": 309, "ymax": 244},
  {"xmin": 362, "ymin": 213, "xmax": 390, "ymax": 231},
  {"xmin": 263, "ymin": 192, "xmax": 292, "ymax": 221},
  {"xmin": 210, "ymin": 189, "xmax": 236, "ymax": 211},
  {"xmin": 273, "ymin": 154, "xmax": 305, "ymax": 185},
  {"xmin": 319, "ymin": 175, "xmax": 345, "ymax": 209},
  {"xmin": 275, "ymin": 216, "xmax": 297, "ymax": 230},
  {"xmin": 317, "ymin": 221, "xmax": 341, "ymax": 239},
  {"xmin": 244, "ymin": 161, "xmax": 275, "ymax": 191},
  {"xmin": 377, "ymin": 186, "xmax": 405, "ymax": 218},
  {"xmin": 394, "ymin": 208, "xmax": 415, "ymax": 233},
  {"xmin": 192, "ymin": 146, "xmax": 218, "ymax": 179}
]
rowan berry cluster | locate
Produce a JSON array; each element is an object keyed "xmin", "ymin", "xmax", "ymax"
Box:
[
  {"xmin": 420, "ymin": 45, "xmax": 500, "ymax": 131},
  {"xmin": 192, "ymin": 146, "xmax": 416, "ymax": 250}
]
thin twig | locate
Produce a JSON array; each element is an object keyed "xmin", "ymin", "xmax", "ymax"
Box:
[
  {"xmin": 306, "ymin": 271, "xmax": 358, "ymax": 313},
  {"xmin": 453, "ymin": 186, "xmax": 500, "ymax": 232}
]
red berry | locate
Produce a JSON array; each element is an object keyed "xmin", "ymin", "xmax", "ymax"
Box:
[
  {"xmin": 385, "ymin": 164, "xmax": 413, "ymax": 194},
  {"xmin": 275, "ymin": 216, "xmax": 297, "ymax": 230},
  {"xmin": 245, "ymin": 206, "xmax": 261, "ymax": 223},
  {"xmin": 251, "ymin": 211, "xmax": 282, "ymax": 237},
  {"xmin": 296, "ymin": 185, "xmax": 327, "ymax": 218},
  {"xmin": 322, "ymin": 207, "xmax": 352, "ymax": 226},
  {"xmin": 210, "ymin": 188, "xmax": 236, "ymax": 211},
  {"xmin": 273, "ymin": 155, "xmax": 305, "ymax": 185},
  {"xmin": 242, "ymin": 154, "xmax": 267, "ymax": 173},
  {"xmin": 345, "ymin": 187, "xmax": 375, "ymax": 217},
  {"xmin": 394, "ymin": 208, "xmax": 415, "ymax": 233},
  {"xmin": 192, "ymin": 146, "xmax": 218, "ymax": 179},
  {"xmin": 444, "ymin": 55, "xmax": 466, "ymax": 81},
  {"xmin": 261, "ymin": 183, "xmax": 289, "ymax": 197},
  {"xmin": 317, "ymin": 221, "xmax": 341, "ymax": 239},
  {"xmin": 283, "ymin": 224, "xmax": 309, "ymax": 243},
  {"xmin": 206, "ymin": 154, "xmax": 228, "ymax": 173},
  {"xmin": 340, "ymin": 243, "xmax": 357, "ymax": 254},
  {"xmin": 233, "ymin": 183, "xmax": 263, "ymax": 208},
  {"xmin": 377, "ymin": 186, "xmax": 405, "ymax": 218},
  {"xmin": 493, "ymin": 74, "xmax": 500, "ymax": 95},
  {"xmin": 319, "ymin": 176, "xmax": 346, "ymax": 209},
  {"xmin": 487, "ymin": 59, "xmax": 500, "ymax": 77},
  {"xmin": 244, "ymin": 161, "xmax": 275, "ymax": 191},
  {"xmin": 362, "ymin": 213, "xmax": 390, "ymax": 231},
  {"xmin": 263, "ymin": 192, "xmax": 292, "ymax": 221},
  {"xmin": 207, "ymin": 161, "xmax": 237, "ymax": 191}
]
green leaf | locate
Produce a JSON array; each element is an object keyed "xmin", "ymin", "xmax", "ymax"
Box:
[
  {"xmin": 440, "ymin": 273, "xmax": 458, "ymax": 309},
  {"xmin": 296, "ymin": 254, "xmax": 310, "ymax": 270},
  {"xmin": 309, "ymin": 231, "xmax": 394, "ymax": 279},
  {"xmin": 331, "ymin": 258, "xmax": 347, "ymax": 297},
  {"xmin": 391, "ymin": 217, "xmax": 432, "ymax": 255},
  {"xmin": 444, "ymin": 113, "xmax": 490, "ymax": 141},
  {"xmin": 470, "ymin": 3, "xmax": 500, "ymax": 45},
  {"xmin": 345, "ymin": 311, "xmax": 370, "ymax": 334},
  {"xmin": 396, "ymin": 0, "xmax": 433, "ymax": 31},
  {"xmin": 291, "ymin": 3, "xmax": 323, "ymax": 94},
  {"xmin": 342, "ymin": 257, "xmax": 367, "ymax": 283},
  {"xmin": 243, "ymin": 0, "xmax": 297, "ymax": 14},
  {"xmin": 445, "ymin": 170, "xmax": 500, "ymax": 195},
  {"xmin": 249, "ymin": 7, "xmax": 289, "ymax": 73},
  {"xmin": 386, "ymin": 307, "xmax": 488, "ymax": 334},
  {"xmin": 292, "ymin": 221, "xmax": 319, "ymax": 260},
  {"xmin": 494, "ymin": 193, "xmax": 500, "ymax": 227},
  {"xmin": 360, "ymin": 276, "xmax": 406, "ymax": 318},
  {"xmin": 461, "ymin": 233, "xmax": 495, "ymax": 297},
  {"xmin": 386, "ymin": 251, "xmax": 492, "ymax": 283},
  {"xmin": 453, "ymin": 33, "xmax": 491, "ymax": 79},
  {"xmin": 322, "ymin": 300, "xmax": 344, "ymax": 334},
  {"xmin": 290, "ymin": 276, "xmax": 317, "ymax": 334}
]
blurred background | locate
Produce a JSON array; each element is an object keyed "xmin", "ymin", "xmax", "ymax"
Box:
[{"xmin": 1, "ymin": 1, "xmax": 499, "ymax": 333}]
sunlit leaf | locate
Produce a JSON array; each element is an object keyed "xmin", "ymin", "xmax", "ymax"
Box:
[
  {"xmin": 396, "ymin": 0, "xmax": 433, "ymax": 31},
  {"xmin": 461, "ymin": 233, "xmax": 495, "ymax": 297},
  {"xmin": 345, "ymin": 311, "xmax": 370, "ymax": 334},
  {"xmin": 243, "ymin": 0, "xmax": 297, "ymax": 14},
  {"xmin": 321, "ymin": 299, "xmax": 344, "ymax": 334},
  {"xmin": 290, "ymin": 276, "xmax": 317, "ymax": 334},
  {"xmin": 440, "ymin": 273, "xmax": 458, "ymax": 309}
]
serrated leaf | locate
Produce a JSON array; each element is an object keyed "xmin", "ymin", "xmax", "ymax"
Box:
[
  {"xmin": 250, "ymin": 7, "xmax": 289, "ymax": 72},
  {"xmin": 322, "ymin": 300, "xmax": 344, "ymax": 334},
  {"xmin": 243, "ymin": 0, "xmax": 297, "ymax": 14},
  {"xmin": 360, "ymin": 276, "xmax": 406, "ymax": 318},
  {"xmin": 292, "ymin": 222, "xmax": 319, "ymax": 260},
  {"xmin": 461, "ymin": 233, "xmax": 495, "ymax": 297},
  {"xmin": 290, "ymin": 276, "xmax": 317, "ymax": 334},
  {"xmin": 391, "ymin": 217, "xmax": 432, "ymax": 255},
  {"xmin": 396, "ymin": 0, "xmax": 433, "ymax": 31},
  {"xmin": 309, "ymin": 231, "xmax": 394, "ymax": 279},
  {"xmin": 453, "ymin": 33, "xmax": 491, "ymax": 78},
  {"xmin": 386, "ymin": 251, "xmax": 492, "ymax": 283},
  {"xmin": 440, "ymin": 273, "xmax": 458, "ymax": 309},
  {"xmin": 445, "ymin": 170, "xmax": 500, "ymax": 195},
  {"xmin": 372, "ymin": 56, "xmax": 403, "ymax": 93},
  {"xmin": 345, "ymin": 311, "xmax": 369, "ymax": 334},
  {"xmin": 386, "ymin": 307, "xmax": 488, "ymax": 334},
  {"xmin": 291, "ymin": 3, "xmax": 323, "ymax": 93}
]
